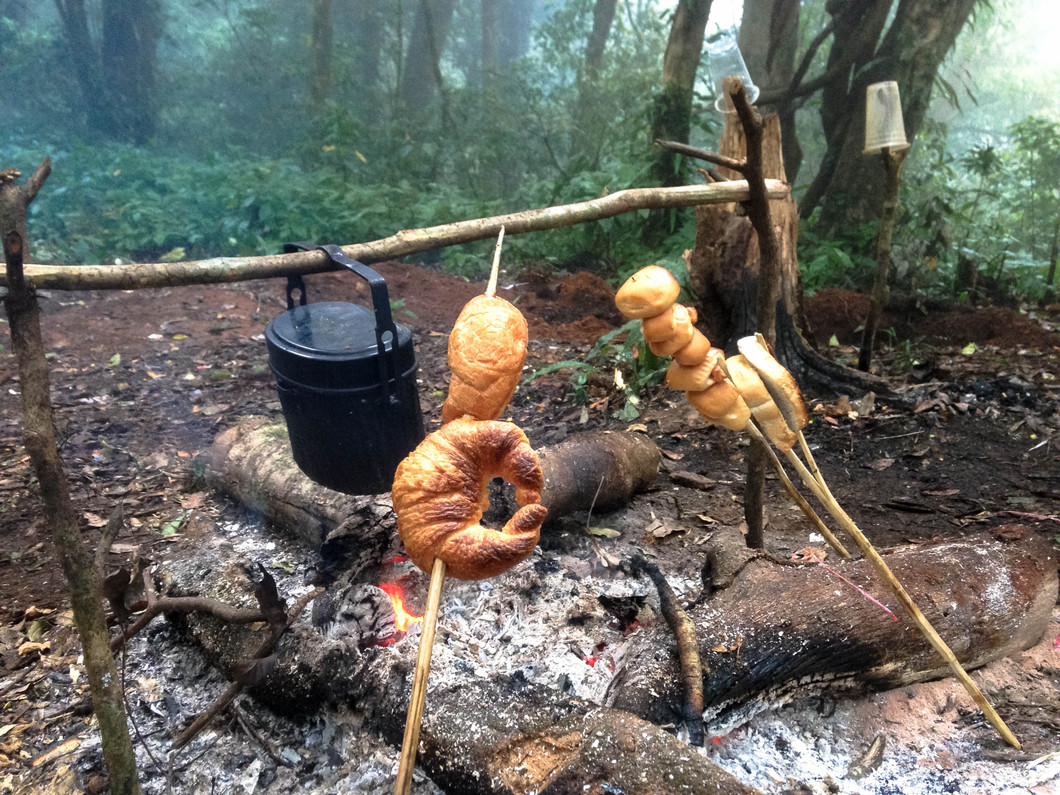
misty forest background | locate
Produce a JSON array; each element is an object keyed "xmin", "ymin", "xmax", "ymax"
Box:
[{"xmin": 2, "ymin": 0, "xmax": 1059, "ymax": 305}]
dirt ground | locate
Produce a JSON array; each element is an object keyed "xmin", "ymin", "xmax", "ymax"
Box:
[{"xmin": 1, "ymin": 261, "xmax": 1059, "ymax": 791}]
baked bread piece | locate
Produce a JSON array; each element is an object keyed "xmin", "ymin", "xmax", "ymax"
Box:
[
  {"xmin": 673, "ymin": 328, "xmax": 711, "ymax": 365},
  {"xmin": 736, "ymin": 334, "xmax": 809, "ymax": 432},
  {"xmin": 391, "ymin": 417, "xmax": 547, "ymax": 580},
  {"xmin": 724, "ymin": 354, "xmax": 798, "ymax": 451},
  {"xmin": 685, "ymin": 379, "xmax": 751, "ymax": 431},
  {"xmin": 647, "ymin": 304, "xmax": 695, "ymax": 356},
  {"xmin": 442, "ymin": 294, "xmax": 528, "ymax": 423},
  {"xmin": 666, "ymin": 347, "xmax": 725, "ymax": 392},
  {"xmin": 615, "ymin": 265, "xmax": 681, "ymax": 318}
]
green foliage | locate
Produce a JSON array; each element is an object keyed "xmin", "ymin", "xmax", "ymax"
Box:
[
  {"xmin": 527, "ymin": 319, "xmax": 668, "ymax": 421},
  {"xmin": 797, "ymin": 212, "xmax": 876, "ymax": 294},
  {"xmin": 806, "ymin": 113, "xmax": 1060, "ymax": 304}
]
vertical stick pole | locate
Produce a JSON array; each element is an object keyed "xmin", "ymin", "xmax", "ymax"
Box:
[{"xmin": 393, "ymin": 557, "xmax": 447, "ymax": 795}]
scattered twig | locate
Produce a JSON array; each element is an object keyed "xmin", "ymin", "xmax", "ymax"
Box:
[
  {"xmin": 629, "ymin": 552, "xmax": 704, "ymax": 747},
  {"xmin": 232, "ymin": 703, "xmax": 290, "ymax": 769}
]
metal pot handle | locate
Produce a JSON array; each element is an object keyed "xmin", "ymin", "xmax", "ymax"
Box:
[{"xmin": 282, "ymin": 241, "xmax": 402, "ymax": 401}]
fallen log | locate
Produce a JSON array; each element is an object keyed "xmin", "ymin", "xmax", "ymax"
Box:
[
  {"xmin": 154, "ymin": 530, "xmax": 756, "ymax": 794},
  {"xmin": 370, "ymin": 674, "xmax": 759, "ymax": 795},
  {"xmin": 608, "ymin": 530, "xmax": 1057, "ymax": 734},
  {"xmin": 206, "ymin": 417, "xmax": 661, "ymax": 574}
]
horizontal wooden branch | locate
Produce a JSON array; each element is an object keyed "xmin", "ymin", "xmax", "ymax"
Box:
[{"xmin": 2, "ymin": 180, "xmax": 787, "ymax": 292}]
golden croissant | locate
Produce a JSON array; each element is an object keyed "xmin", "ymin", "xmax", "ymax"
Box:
[{"xmin": 391, "ymin": 416, "xmax": 547, "ymax": 580}]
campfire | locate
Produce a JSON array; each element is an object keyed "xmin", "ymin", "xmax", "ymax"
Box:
[{"xmin": 378, "ymin": 579, "xmax": 424, "ymax": 638}]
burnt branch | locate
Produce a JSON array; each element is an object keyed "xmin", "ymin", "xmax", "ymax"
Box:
[
  {"xmin": 629, "ymin": 553, "xmax": 704, "ymax": 746},
  {"xmin": 171, "ymin": 586, "xmax": 323, "ymax": 751},
  {"xmin": 109, "ymin": 568, "xmax": 269, "ymax": 653}
]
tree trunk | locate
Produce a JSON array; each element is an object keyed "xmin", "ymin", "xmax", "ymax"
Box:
[
  {"xmin": 686, "ymin": 114, "xmax": 896, "ymax": 400},
  {"xmin": 401, "ymin": 0, "xmax": 457, "ymax": 111},
  {"xmin": 2, "ymin": 168, "xmax": 142, "ymax": 795},
  {"xmin": 498, "ymin": 0, "xmax": 534, "ymax": 69},
  {"xmin": 571, "ymin": 0, "xmax": 618, "ymax": 166},
  {"xmin": 812, "ymin": 0, "xmax": 978, "ymax": 234},
  {"xmin": 738, "ymin": 0, "xmax": 801, "ymax": 180},
  {"xmin": 644, "ymin": 0, "xmax": 713, "ymax": 245},
  {"xmin": 53, "ymin": 0, "xmax": 113, "ymax": 136},
  {"xmin": 309, "ymin": 0, "xmax": 333, "ymax": 110},
  {"xmin": 481, "ymin": 0, "xmax": 500, "ymax": 95},
  {"xmin": 609, "ymin": 530, "xmax": 1057, "ymax": 733},
  {"xmin": 337, "ymin": 0, "xmax": 383, "ymax": 108},
  {"xmin": 101, "ymin": 0, "xmax": 161, "ymax": 144}
]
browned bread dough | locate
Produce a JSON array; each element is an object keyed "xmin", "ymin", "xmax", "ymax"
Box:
[
  {"xmin": 736, "ymin": 335, "xmax": 809, "ymax": 433},
  {"xmin": 442, "ymin": 294, "xmax": 528, "ymax": 424},
  {"xmin": 724, "ymin": 354, "xmax": 798, "ymax": 451},
  {"xmin": 685, "ymin": 380, "xmax": 751, "ymax": 432},
  {"xmin": 391, "ymin": 417, "xmax": 547, "ymax": 580},
  {"xmin": 615, "ymin": 265, "xmax": 681, "ymax": 319},
  {"xmin": 666, "ymin": 348, "xmax": 725, "ymax": 392}
]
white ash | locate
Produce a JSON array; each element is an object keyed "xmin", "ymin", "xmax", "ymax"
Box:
[{"xmin": 8, "ymin": 512, "xmax": 1055, "ymax": 795}]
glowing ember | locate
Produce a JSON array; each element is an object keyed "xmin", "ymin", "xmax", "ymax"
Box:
[{"xmin": 378, "ymin": 581, "xmax": 423, "ymax": 633}]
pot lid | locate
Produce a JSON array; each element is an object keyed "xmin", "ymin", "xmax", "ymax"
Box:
[{"xmin": 266, "ymin": 302, "xmax": 415, "ymax": 389}]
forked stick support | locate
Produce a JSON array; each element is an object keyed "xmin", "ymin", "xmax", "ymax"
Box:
[{"xmin": 393, "ymin": 557, "xmax": 447, "ymax": 795}]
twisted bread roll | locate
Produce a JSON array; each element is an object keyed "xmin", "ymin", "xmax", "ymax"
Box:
[
  {"xmin": 615, "ymin": 265, "xmax": 753, "ymax": 432},
  {"xmin": 392, "ymin": 416, "xmax": 547, "ymax": 580},
  {"xmin": 442, "ymin": 294, "xmax": 528, "ymax": 424}
]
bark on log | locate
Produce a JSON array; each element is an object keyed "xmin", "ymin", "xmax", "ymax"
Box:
[
  {"xmin": 608, "ymin": 531, "xmax": 1057, "ymax": 733},
  {"xmin": 206, "ymin": 417, "xmax": 661, "ymax": 573},
  {"xmin": 1, "ymin": 181, "xmax": 787, "ymax": 292},
  {"xmin": 371, "ymin": 676, "xmax": 759, "ymax": 795},
  {"xmin": 537, "ymin": 430, "xmax": 661, "ymax": 519}
]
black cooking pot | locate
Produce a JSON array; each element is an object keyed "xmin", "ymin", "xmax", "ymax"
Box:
[{"xmin": 265, "ymin": 243, "xmax": 424, "ymax": 495}]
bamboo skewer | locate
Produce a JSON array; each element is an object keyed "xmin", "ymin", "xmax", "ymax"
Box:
[
  {"xmin": 743, "ymin": 422, "xmax": 850, "ymax": 558},
  {"xmin": 393, "ymin": 557, "xmax": 447, "ymax": 795},
  {"xmin": 485, "ymin": 226, "xmax": 505, "ymax": 299},
  {"xmin": 394, "ymin": 227, "xmax": 513, "ymax": 794}
]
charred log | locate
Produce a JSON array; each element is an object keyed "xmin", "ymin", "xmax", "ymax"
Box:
[
  {"xmin": 371, "ymin": 675, "xmax": 758, "ymax": 795},
  {"xmin": 608, "ymin": 531, "xmax": 1057, "ymax": 733}
]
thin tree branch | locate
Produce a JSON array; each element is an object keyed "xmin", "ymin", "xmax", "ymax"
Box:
[
  {"xmin": 653, "ymin": 139, "xmax": 746, "ymax": 173},
  {"xmin": 3, "ymin": 181, "xmax": 788, "ymax": 292},
  {"xmin": 171, "ymin": 587, "xmax": 323, "ymax": 751},
  {"xmin": 629, "ymin": 553, "xmax": 704, "ymax": 747}
]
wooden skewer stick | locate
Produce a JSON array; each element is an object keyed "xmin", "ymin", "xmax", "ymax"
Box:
[
  {"xmin": 743, "ymin": 422, "xmax": 850, "ymax": 558},
  {"xmin": 393, "ymin": 556, "xmax": 447, "ymax": 795},
  {"xmin": 778, "ymin": 444, "xmax": 1021, "ymax": 749},
  {"xmin": 485, "ymin": 225, "xmax": 505, "ymax": 299}
]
